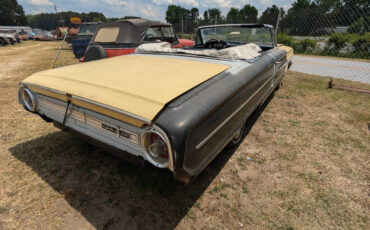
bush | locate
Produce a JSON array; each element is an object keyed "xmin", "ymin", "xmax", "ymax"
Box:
[
  {"xmin": 327, "ymin": 33, "xmax": 348, "ymax": 50},
  {"xmin": 351, "ymin": 32, "xmax": 370, "ymax": 58},
  {"xmin": 294, "ymin": 39, "xmax": 317, "ymax": 53},
  {"xmin": 277, "ymin": 33, "xmax": 295, "ymax": 47},
  {"xmin": 348, "ymin": 17, "xmax": 369, "ymax": 35},
  {"xmin": 324, "ymin": 33, "xmax": 349, "ymax": 56},
  {"xmin": 177, "ymin": 33, "xmax": 195, "ymax": 40}
]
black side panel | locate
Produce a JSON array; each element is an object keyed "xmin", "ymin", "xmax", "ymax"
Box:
[{"xmin": 155, "ymin": 48, "xmax": 286, "ymax": 176}]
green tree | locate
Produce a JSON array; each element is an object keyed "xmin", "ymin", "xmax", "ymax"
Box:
[
  {"xmin": 190, "ymin": 8, "xmax": 199, "ymax": 21},
  {"xmin": 259, "ymin": 5, "xmax": 285, "ymax": 26},
  {"xmin": 0, "ymin": 0, "xmax": 27, "ymax": 25},
  {"xmin": 279, "ymin": 0, "xmax": 320, "ymax": 35},
  {"xmin": 203, "ymin": 10, "xmax": 209, "ymax": 24},
  {"xmin": 80, "ymin": 12, "xmax": 106, "ymax": 22},
  {"xmin": 207, "ymin": 8, "xmax": 222, "ymax": 24},
  {"xmin": 165, "ymin": 5, "xmax": 191, "ymax": 32},
  {"xmin": 239, "ymin": 4, "xmax": 258, "ymax": 23},
  {"xmin": 348, "ymin": 17, "xmax": 369, "ymax": 34},
  {"xmin": 226, "ymin": 7, "xmax": 239, "ymax": 23}
]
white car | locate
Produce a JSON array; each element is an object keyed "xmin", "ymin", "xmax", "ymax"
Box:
[
  {"xmin": 0, "ymin": 32, "xmax": 10, "ymax": 46},
  {"xmin": 0, "ymin": 30, "xmax": 17, "ymax": 45}
]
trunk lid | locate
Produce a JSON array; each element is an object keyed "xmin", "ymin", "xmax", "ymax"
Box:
[{"xmin": 22, "ymin": 55, "xmax": 229, "ymax": 122}]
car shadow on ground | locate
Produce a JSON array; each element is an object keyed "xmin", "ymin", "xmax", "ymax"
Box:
[{"xmin": 9, "ymin": 93, "xmax": 274, "ymax": 230}]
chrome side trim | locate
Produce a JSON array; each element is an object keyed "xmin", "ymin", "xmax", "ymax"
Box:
[
  {"xmin": 196, "ymin": 76, "xmax": 273, "ymax": 150},
  {"xmin": 21, "ymin": 83, "xmax": 152, "ymax": 125}
]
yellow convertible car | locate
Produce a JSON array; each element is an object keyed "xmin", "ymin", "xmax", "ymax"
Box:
[{"xmin": 18, "ymin": 24, "xmax": 293, "ymax": 182}]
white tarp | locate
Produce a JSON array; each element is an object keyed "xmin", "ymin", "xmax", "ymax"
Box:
[{"xmin": 135, "ymin": 42, "xmax": 262, "ymax": 60}]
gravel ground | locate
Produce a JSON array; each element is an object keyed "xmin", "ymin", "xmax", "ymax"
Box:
[{"xmin": 291, "ymin": 55, "xmax": 370, "ymax": 84}]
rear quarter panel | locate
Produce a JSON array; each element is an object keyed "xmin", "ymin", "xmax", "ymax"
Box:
[{"xmin": 155, "ymin": 48, "xmax": 287, "ymax": 176}]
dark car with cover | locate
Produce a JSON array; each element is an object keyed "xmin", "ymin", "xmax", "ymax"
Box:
[{"xmin": 83, "ymin": 18, "xmax": 194, "ymax": 62}]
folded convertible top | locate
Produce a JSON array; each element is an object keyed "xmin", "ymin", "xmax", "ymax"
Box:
[{"xmin": 135, "ymin": 42, "xmax": 262, "ymax": 60}]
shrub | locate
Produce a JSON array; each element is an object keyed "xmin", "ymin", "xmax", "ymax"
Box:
[
  {"xmin": 348, "ymin": 17, "xmax": 369, "ymax": 35},
  {"xmin": 351, "ymin": 32, "xmax": 370, "ymax": 58},
  {"xmin": 277, "ymin": 33, "xmax": 295, "ymax": 47},
  {"xmin": 327, "ymin": 33, "xmax": 348, "ymax": 50},
  {"xmin": 324, "ymin": 33, "xmax": 349, "ymax": 56},
  {"xmin": 294, "ymin": 39, "xmax": 317, "ymax": 53}
]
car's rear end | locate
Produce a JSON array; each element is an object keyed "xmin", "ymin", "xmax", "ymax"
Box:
[
  {"xmin": 18, "ymin": 55, "xmax": 230, "ymax": 174},
  {"xmin": 72, "ymin": 23, "xmax": 99, "ymax": 58}
]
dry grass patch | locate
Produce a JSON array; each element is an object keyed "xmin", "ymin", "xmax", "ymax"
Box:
[{"xmin": 0, "ymin": 42, "xmax": 369, "ymax": 229}]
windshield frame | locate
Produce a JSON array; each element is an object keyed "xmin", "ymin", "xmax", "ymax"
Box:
[{"xmin": 196, "ymin": 24, "xmax": 276, "ymax": 48}]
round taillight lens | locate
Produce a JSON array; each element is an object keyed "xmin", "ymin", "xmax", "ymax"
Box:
[
  {"xmin": 145, "ymin": 132, "xmax": 169, "ymax": 159},
  {"xmin": 143, "ymin": 131, "xmax": 170, "ymax": 168}
]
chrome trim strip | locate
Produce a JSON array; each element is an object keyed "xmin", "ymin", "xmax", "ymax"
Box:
[
  {"xmin": 22, "ymin": 83, "xmax": 152, "ymax": 125},
  {"xmin": 72, "ymin": 95, "xmax": 152, "ymax": 124},
  {"xmin": 196, "ymin": 76, "xmax": 273, "ymax": 150}
]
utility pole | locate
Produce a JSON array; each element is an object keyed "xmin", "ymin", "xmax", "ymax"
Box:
[
  {"xmin": 181, "ymin": 18, "xmax": 183, "ymax": 34},
  {"xmin": 54, "ymin": 2, "xmax": 61, "ymax": 28},
  {"xmin": 275, "ymin": 8, "xmax": 282, "ymax": 35},
  {"xmin": 215, "ymin": 15, "xmax": 217, "ymax": 25}
]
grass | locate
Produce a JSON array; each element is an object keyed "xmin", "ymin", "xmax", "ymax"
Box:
[{"xmin": 0, "ymin": 41, "xmax": 369, "ymax": 229}]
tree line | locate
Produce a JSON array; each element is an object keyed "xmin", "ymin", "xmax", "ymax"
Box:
[
  {"xmin": 0, "ymin": 0, "xmax": 139, "ymax": 30},
  {"xmin": 166, "ymin": 0, "xmax": 369, "ymax": 36},
  {"xmin": 1, "ymin": 0, "xmax": 368, "ymax": 36}
]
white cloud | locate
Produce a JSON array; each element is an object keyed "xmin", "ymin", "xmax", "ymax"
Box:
[
  {"xmin": 140, "ymin": 5, "xmax": 162, "ymax": 19},
  {"xmin": 152, "ymin": 0, "xmax": 175, "ymax": 5},
  {"xmin": 105, "ymin": 0, "xmax": 128, "ymax": 6},
  {"xmin": 152, "ymin": 0, "xmax": 198, "ymax": 7},
  {"xmin": 22, "ymin": 0, "xmax": 53, "ymax": 6},
  {"xmin": 180, "ymin": 0, "xmax": 199, "ymax": 7}
]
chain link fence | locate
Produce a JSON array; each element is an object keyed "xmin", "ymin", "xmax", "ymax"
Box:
[
  {"xmin": 175, "ymin": 5, "xmax": 369, "ymax": 59},
  {"xmin": 173, "ymin": 3, "xmax": 369, "ymax": 83}
]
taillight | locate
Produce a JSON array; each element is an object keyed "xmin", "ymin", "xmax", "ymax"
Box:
[
  {"xmin": 145, "ymin": 132, "xmax": 169, "ymax": 159},
  {"xmin": 143, "ymin": 130, "xmax": 171, "ymax": 168}
]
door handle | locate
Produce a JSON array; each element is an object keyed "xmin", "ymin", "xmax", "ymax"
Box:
[{"xmin": 275, "ymin": 61, "xmax": 280, "ymax": 64}]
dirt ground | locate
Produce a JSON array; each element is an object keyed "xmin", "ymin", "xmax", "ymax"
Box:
[{"xmin": 0, "ymin": 41, "xmax": 369, "ymax": 230}]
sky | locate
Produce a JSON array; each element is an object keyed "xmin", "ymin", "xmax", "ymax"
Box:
[{"xmin": 19, "ymin": 0, "xmax": 295, "ymax": 21}]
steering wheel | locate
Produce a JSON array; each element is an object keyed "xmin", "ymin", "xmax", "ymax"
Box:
[
  {"xmin": 144, "ymin": 34, "xmax": 154, "ymax": 40},
  {"xmin": 204, "ymin": 39, "xmax": 230, "ymax": 49}
]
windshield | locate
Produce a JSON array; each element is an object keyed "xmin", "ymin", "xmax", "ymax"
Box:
[
  {"xmin": 199, "ymin": 26, "xmax": 273, "ymax": 45},
  {"xmin": 79, "ymin": 24, "xmax": 98, "ymax": 34},
  {"xmin": 144, "ymin": 26, "xmax": 177, "ymax": 44}
]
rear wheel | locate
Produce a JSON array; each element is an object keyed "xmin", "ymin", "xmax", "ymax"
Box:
[
  {"xmin": 0, "ymin": 38, "xmax": 6, "ymax": 46},
  {"xmin": 227, "ymin": 120, "xmax": 247, "ymax": 148},
  {"xmin": 9, "ymin": 38, "xmax": 15, "ymax": 45},
  {"xmin": 275, "ymin": 81, "xmax": 283, "ymax": 91},
  {"xmin": 84, "ymin": 45, "xmax": 107, "ymax": 62}
]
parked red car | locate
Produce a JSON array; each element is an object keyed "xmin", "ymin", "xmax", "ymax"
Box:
[{"xmin": 83, "ymin": 19, "xmax": 194, "ymax": 62}]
